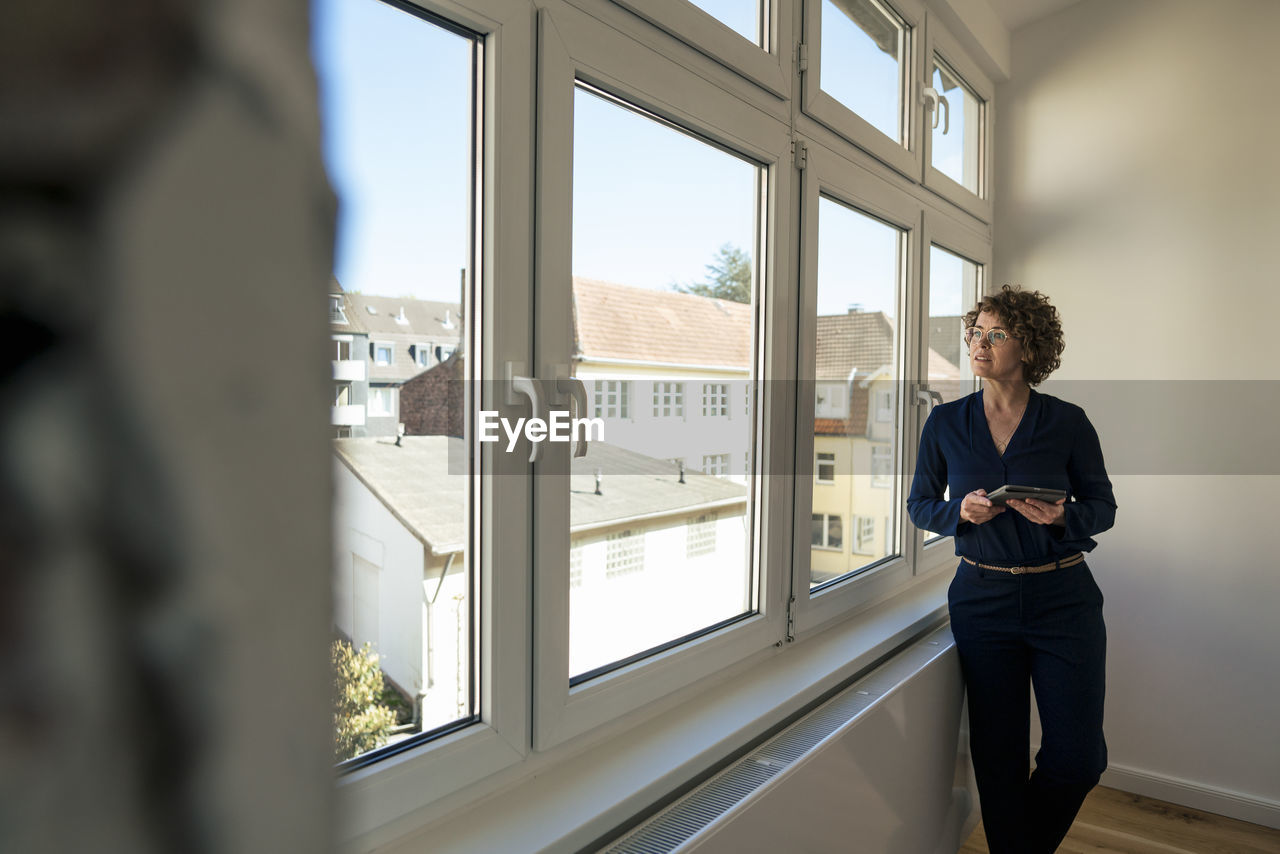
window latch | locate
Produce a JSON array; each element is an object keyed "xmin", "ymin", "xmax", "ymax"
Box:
[
  {"xmin": 506, "ymin": 362, "xmax": 547, "ymax": 463},
  {"xmin": 914, "ymin": 387, "xmax": 943, "ymax": 409},
  {"xmin": 921, "ymin": 86, "xmax": 950, "ymax": 134},
  {"xmin": 554, "ymin": 376, "xmax": 590, "ymax": 459}
]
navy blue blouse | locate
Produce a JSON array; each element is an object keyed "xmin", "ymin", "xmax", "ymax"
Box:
[{"xmin": 907, "ymin": 388, "xmax": 1116, "ymax": 564}]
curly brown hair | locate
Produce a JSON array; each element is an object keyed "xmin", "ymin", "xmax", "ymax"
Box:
[{"xmin": 964, "ymin": 285, "xmax": 1064, "ymax": 386}]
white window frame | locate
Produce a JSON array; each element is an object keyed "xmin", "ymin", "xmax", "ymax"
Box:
[
  {"xmin": 701, "ymin": 453, "xmax": 730, "ymax": 476},
  {"xmin": 652, "ymin": 381, "xmax": 686, "ymax": 418},
  {"xmin": 569, "ymin": 544, "xmax": 584, "ymax": 588},
  {"xmin": 605, "ymin": 529, "xmax": 645, "ymax": 578},
  {"xmin": 603, "ymin": 0, "xmax": 793, "ymax": 98},
  {"xmin": 814, "ymin": 380, "xmax": 849, "ymax": 418},
  {"xmin": 816, "ymin": 450, "xmax": 836, "ymax": 483},
  {"xmin": 336, "ymin": 0, "xmax": 994, "ymax": 843},
  {"xmin": 366, "ymin": 385, "xmax": 397, "ymax": 417},
  {"xmin": 415, "ymin": 342, "xmax": 434, "ymax": 367},
  {"xmin": 372, "ymin": 340, "xmax": 394, "ymax": 366},
  {"xmin": 334, "ymin": 334, "xmax": 354, "ymax": 361},
  {"xmin": 852, "ymin": 514, "xmax": 876, "ymax": 554},
  {"xmin": 686, "ymin": 513, "xmax": 717, "ymax": 557},
  {"xmin": 811, "ymin": 512, "xmax": 843, "ymax": 551},
  {"xmin": 921, "ymin": 13, "xmax": 994, "ymax": 221},
  {"xmin": 330, "ymin": 294, "xmax": 349, "ymax": 324},
  {"xmin": 334, "ymin": 382, "xmax": 352, "ymax": 407},
  {"xmin": 334, "ymin": 0, "xmax": 532, "ymax": 841},
  {"xmin": 914, "ymin": 211, "xmax": 988, "ymax": 566},
  {"xmin": 792, "ymin": 142, "xmax": 919, "ymax": 634},
  {"xmin": 874, "ymin": 388, "xmax": 894, "ymax": 422},
  {"xmin": 593, "ymin": 379, "xmax": 630, "ymax": 418},
  {"xmin": 701, "ymin": 382, "xmax": 729, "ymax": 416},
  {"xmin": 801, "ymin": 0, "xmax": 925, "ymax": 180},
  {"xmin": 530, "ymin": 2, "xmax": 792, "ymax": 752},
  {"xmin": 871, "ymin": 442, "xmax": 893, "ymax": 487}
]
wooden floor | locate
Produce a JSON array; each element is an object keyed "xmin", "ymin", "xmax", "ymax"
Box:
[{"xmin": 959, "ymin": 786, "xmax": 1280, "ymax": 853}]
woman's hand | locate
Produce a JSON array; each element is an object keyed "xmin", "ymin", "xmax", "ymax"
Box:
[
  {"xmin": 960, "ymin": 489, "xmax": 1006, "ymax": 525},
  {"xmin": 1007, "ymin": 497, "xmax": 1067, "ymax": 526}
]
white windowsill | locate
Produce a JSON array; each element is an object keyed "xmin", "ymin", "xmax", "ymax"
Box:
[{"xmin": 340, "ymin": 567, "xmax": 951, "ymax": 854}]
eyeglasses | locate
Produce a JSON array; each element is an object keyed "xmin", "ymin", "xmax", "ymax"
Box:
[{"xmin": 964, "ymin": 327, "xmax": 1012, "ymax": 347}]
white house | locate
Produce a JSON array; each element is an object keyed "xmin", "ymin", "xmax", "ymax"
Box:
[
  {"xmin": 572, "ymin": 277, "xmax": 754, "ymax": 482},
  {"xmin": 333, "ymin": 437, "xmax": 748, "ymax": 725}
]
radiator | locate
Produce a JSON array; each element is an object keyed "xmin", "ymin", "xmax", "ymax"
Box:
[{"xmin": 599, "ymin": 625, "xmax": 975, "ymax": 854}]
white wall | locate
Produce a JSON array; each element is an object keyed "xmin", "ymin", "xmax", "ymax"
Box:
[
  {"xmin": 333, "ymin": 462, "xmax": 427, "ymax": 696},
  {"xmin": 569, "ymin": 513, "xmax": 748, "ymax": 675},
  {"xmin": 576, "ymin": 366, "xmax": 752, "ymax": 478},
  {"xmin": 995, "ymin": 0, "xmax": 1280, "ymax": 826}
]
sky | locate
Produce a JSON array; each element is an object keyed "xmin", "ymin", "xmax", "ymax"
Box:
[
  {"xmin": 686, "ymin": 0, "xmax": 761, "ymax": 45},
  {"xmin": 312, "ymin": 0, "xmax": 974, "ymax": 317},
  {"xmin": 313, "ymin": 0, "xmax": 471, "ymax": 302},
  {"xmin": 571, "ymin": 88, "xmax": 756, "ymax": 293}
]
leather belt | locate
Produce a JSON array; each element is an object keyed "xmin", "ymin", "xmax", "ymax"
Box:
[{"xmin": 961, "ymin": 552, "xmax": 1084, "ymax": 575}]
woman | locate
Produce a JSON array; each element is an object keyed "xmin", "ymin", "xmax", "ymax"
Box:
[{"xmin": 907, "ymin": 285, "xmax": 1116, "ymax": 853}]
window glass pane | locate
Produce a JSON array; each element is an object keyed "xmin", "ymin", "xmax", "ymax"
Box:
[
  {"xmin": 927, "ymin": 245, "xmax": 978, "ymax": 407},
  {"xmin": 315, "ymin": 0, "xmax": 476, "ymax": 763},
  {"xmin": 569, "ymin": 85, "xmax": 758, "ymax": 680},
  {"xmin": 685, "ymin": 0, "xmax": 764, "ymax": 47},
  {"xmin": 923, "ymin": 244, "xmax": 980, "ymax": 541},
  {"xmin": 931, "ymin": 58, "xmax": 982, "ymax": 193},
  {"xmin": 820, "ymin": 0, "xmax": 906, "ymax": 144},
  {"xmin": 811, "ymin": 196, "xmax": 903, "ymax": 586}
]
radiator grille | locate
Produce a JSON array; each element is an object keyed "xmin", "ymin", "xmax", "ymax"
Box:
[
  {"xmin": 601, "ymin": 760, "xmax": 779, "ymax": 854},
  {"xmin": 599, "ymin": 633, "xmax": 948, "ymax": 854}
]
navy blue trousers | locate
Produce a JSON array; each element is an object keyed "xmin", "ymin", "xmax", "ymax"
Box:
[{"xmin": 949, "ymin": 559, "xmax": 1108, "ymax": 854}]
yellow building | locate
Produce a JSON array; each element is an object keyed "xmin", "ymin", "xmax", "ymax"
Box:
[{"xmin": 810, "ymin": 312, "xmax": 966, "ymax": 584}]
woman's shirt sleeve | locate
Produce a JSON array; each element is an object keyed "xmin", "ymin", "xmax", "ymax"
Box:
[
  {"xmin": 1057, "ymin": 406, "xmax": 1117, "ymax": 543},
  {"xmin": 907, "ymin": 408, "xmax": 966, "ymax": 537}
]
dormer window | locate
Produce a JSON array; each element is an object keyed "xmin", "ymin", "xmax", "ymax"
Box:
[{"xmin": 329, "ymin": 295, "xmax": 347, "ymax": 324}]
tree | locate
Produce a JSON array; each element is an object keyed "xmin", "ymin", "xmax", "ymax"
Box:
[
  {"xmin": 672, "ymin": 243, "xmax": 752, "ymax": 303},
  {"xmin": 332, "ymin": 639, "xmax": 399, "ymax": 762}
]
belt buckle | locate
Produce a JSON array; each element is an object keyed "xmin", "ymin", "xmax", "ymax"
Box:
[{"xmin": 1010, "ymin": 566, "xmax": 1025, "ymax": 575}]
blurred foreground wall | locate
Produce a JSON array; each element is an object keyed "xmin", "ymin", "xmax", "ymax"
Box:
[{"xmin": 0, "ymin": 2, "xmax": 336, "ymax": 851}]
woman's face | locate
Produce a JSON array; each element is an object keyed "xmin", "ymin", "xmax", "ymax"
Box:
[{"xmin": 968, "ymin": 310, "xmax": 1025, "ymax": 383}]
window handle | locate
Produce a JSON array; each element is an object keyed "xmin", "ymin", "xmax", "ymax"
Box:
[
  {"xmin": 915, "ymin": 388, "xmax": 943, "ymax": 409},
  {"xmin": 507, "ymin": 367, "xmax": 546, "ymax": 463},
  {"xmin": 555, "ymin": 377, "xmax": 590, "ymax": 459},
  {"xmin": 922, "ymin": 86, "xmax": 950, "ymax": 134}
]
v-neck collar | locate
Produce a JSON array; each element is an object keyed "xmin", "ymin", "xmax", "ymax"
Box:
[{"xmin": 977, "ymin": 387, "xmax": 1037, "ymax": 460}]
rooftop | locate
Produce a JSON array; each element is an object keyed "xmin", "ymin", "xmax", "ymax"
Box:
[
  {"xmin": 572, "ymin": 277, "xmax": 752, "ymax": 368},
  {"xmin": 333, "ymin": 291, "xmax": 462, "ymax": 339},
  {"xmin": 335, "ymin": 437, "xmax": 747, "ymax": 556}
]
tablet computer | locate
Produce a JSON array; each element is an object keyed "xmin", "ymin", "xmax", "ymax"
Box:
[{"xmin": 987, "ymin": 485, "xmax": 1068, "ymax": 505}]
